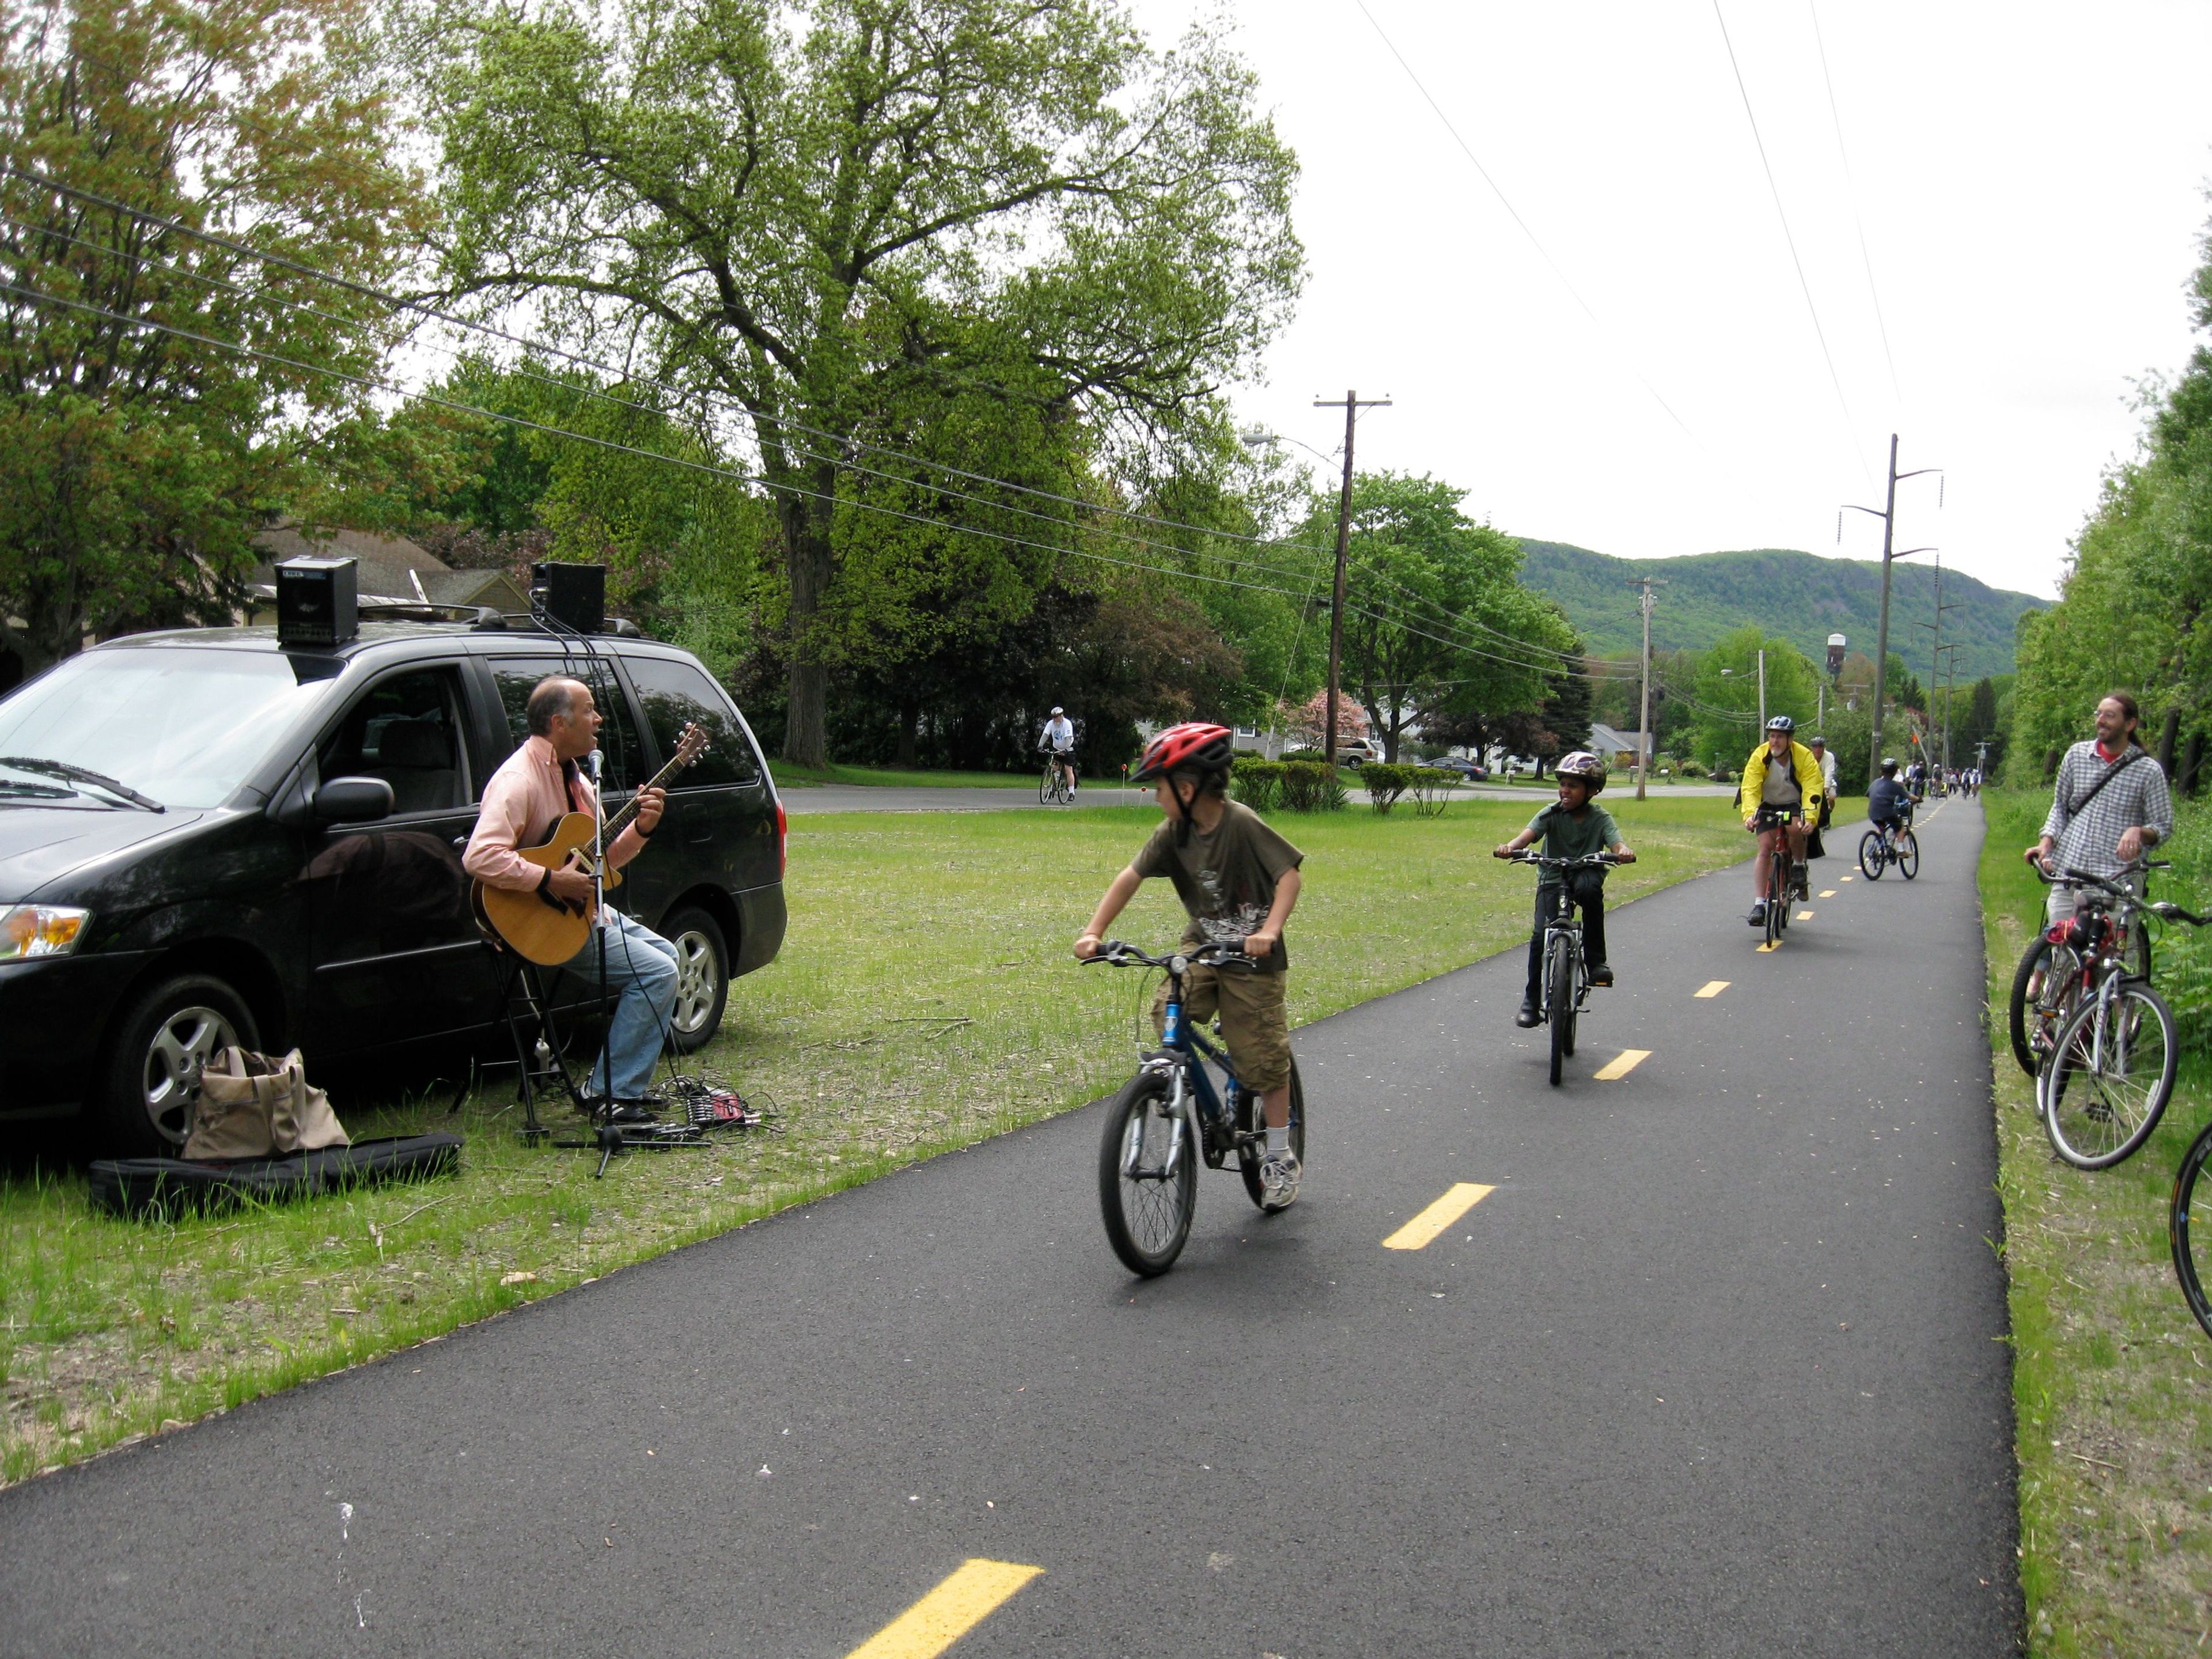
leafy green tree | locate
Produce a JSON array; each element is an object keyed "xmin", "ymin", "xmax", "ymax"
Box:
[
  {"xmin": 410, "ymin": 0, "xmax": 1302, "ymax": 766},
  {"xmin": 0, "ymin": 0, "xmax": 419, "ymax": 670},
  {"xmin": 1305, "ymin": 472, "xmax": 1567, "ymax": 762},
  {"xmin": 1690, "ymin": 627, "xmax": 1818, "ymax": 768}
]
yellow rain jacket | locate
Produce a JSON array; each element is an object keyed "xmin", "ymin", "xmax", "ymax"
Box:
[{"xmin": 1736, "ymin": 738, "xmax": 1826, "ymax": 826}]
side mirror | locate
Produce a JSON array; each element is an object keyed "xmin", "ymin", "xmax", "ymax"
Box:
[{"xmin": 313, "ymin": 776, "xmax": 395, "ymax": 824}]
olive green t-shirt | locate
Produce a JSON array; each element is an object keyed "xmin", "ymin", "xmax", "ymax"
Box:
[
  {"xmin": 1131, "ymin": 798, "xmax": 1305, "ymax": 972},
  {"xmin": 1524, "ymin": 800, "xmax": 1621, "ymax": 883}
]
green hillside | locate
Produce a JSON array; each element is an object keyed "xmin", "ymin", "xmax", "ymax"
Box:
[{"xmin": 1517, "ymin": 540, "xmax": 2046, "ymax": 679}]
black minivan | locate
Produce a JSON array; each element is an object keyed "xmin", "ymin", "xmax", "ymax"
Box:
[{"xmin": 0, "ymin": 621, "xmax": 787, "ymax": 1155}]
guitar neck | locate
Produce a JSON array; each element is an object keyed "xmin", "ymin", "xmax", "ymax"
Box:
[{"xmin": 601, "ymin": 750, "xmax": 690, "ymax": 840}]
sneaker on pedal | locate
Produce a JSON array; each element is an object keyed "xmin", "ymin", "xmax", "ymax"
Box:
[
  {"xmin": 1516, "ymin": 999, "xmax": 1542, "ymax": 1028},
  {"xmin": 1791, "ymin": 863, "xmax": 1810, "ymax": 900},
  {"xmin": 1259, "ymin": 1148, "xmax": 1301, "ymax": 1208},
  {"xmin": 1748, "ymin": 900, "xmax": 1768, "ymax": 927},
  {"xmin": 1588, "ymin": 963, "xmax": 1614, "ymax": 987}
]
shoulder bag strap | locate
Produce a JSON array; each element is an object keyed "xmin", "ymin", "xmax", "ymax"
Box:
[{"xmin": 2066, "ymin": 747, "xmax": 2146, "ymax": 818}]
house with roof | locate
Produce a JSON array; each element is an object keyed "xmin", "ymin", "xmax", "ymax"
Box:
[
  {"xmin": 247, "ymin": 524, "xmax": 532, "ymax": 620},
  {"xmin": 1588, "ymin": 723, "xmax": 1649, "ymax": 770}
]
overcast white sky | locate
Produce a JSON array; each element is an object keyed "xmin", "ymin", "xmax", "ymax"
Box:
[{"xmin": 1122, "ymin": 0, "xmax": 2212, "ymax": 601}]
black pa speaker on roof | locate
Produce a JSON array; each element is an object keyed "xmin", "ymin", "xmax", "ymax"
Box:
[
  {"xmin": 275, "ymin": 557, "xmax": 359, "ymax": 646},
  {"xmin": 531, "ymin": 562, "xmax": 605, "ymax": 635}
]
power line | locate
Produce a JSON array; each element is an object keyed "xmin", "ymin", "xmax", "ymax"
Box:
[
  {"xmin": 1709, "ymin": 0, "xmax": 1873, "ymax": 488},
  {"xmin": 1806, "ymin": 0, "xmax": 1902, "ymax": 405},
  {"xmin": 5, "ymin": 168, "xmax": 1618, "ymax": 680},
  {"xmin": 1350, "ymin": 1, "xmax": 1702, "ymax": 449},
  {"xmin": 4, "ymin": 275, "xmax": 1628, "ymax": 687}
]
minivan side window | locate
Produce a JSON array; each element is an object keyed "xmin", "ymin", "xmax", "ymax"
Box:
[
  {"xmin": 487, "ymin": 658, "xmax": 643, "ymax": 793},
  {"xmin": 319, "ymin": 668, "xmax": 471, "ymax": 815},
  {"xmin": 623, "ymin": 656, "xmax": 761, "ymax": 787}
]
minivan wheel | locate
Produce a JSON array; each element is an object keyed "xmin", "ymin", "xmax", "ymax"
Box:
[
  {"xmin": 662, "ymin": 907, "xmax": 729, "ymax": 1053},
  {"xmin": 97, "ymin": 974, "xmax": 259, "ymax": 1158}
]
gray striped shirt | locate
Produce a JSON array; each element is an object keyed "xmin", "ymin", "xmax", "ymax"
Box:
[{"xmin": 2041, "ymin": 741, "xmax": 2173, "ymax": 879}]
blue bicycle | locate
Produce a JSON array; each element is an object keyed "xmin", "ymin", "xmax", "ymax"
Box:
[{"xmin": 1083, "ymin": 941, "xmax": 1308, "ymax": 1277}]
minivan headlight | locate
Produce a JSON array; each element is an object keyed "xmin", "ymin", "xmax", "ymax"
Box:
[{"xmin": 0, "ymin": 904, "xmax": 89, "ymax": 959}]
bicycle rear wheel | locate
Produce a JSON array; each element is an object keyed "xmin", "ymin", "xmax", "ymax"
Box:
[
  {"xmin": 1098, "ymin": 1070, "xmax": 1196, "ymax": 1275},
  {"xmin": 1547, "ymin": 933, "xmax": 1573, "ymax": 1084},
  {"xmin": 1764, "ymin": 851, "xmax": 1787, "ymax": 946},
  {"xmin": 1858, "ymin": 831, "xmax": 1883, "ymax": 880},
  {"xmin": 1236, "ymin": 1058, "xmax": 1307, "ymax": 1212},
  {"xmin": 2044, "ymin": 981, "xmax": 2177, "ymax": 1169},
  {"xmin": 2170, "ymin": 1120, "xmax": 2212, "ymax": 1340},
  {"xmin": 2009, "ymin": 937, "xmax": 2082, "ymax": 1079},
  {"xmin": 1896, "ymin": 831, "xmax": 1919, "ymax": 880}
]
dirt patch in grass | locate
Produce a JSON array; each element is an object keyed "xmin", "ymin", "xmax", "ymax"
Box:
[
  {"xmin": 2, "ymin": 791, "xmax": 1756, "ymax": 1485},
  {"xmin": 1979, "ymin": 788, "xmax": 2212, "ymax": 1654}
]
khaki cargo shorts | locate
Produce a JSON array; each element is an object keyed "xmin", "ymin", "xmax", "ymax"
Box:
[{"xmin": 1152, "ymin": 961, "xmax": 1293, "ymax": 1093}]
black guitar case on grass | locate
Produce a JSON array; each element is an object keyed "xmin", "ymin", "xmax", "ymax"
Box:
[{"xmin": 89, "ymin": 1134, "xmax": 463, "ymax": 1221}]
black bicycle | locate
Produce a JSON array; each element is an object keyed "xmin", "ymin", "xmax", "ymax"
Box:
[
  {"xmin": 2007, "ymin": 859, "xmax": 2157, "ymax": 1081},
  {"xmin": 1081, "ymin": 941, "xmax": 1307, "ymax": 1277},
  {"xmin": 1509, "ymin": 851, "xmax": 1619, "ymax": 1085},
  {"xmin": 1751, "ymin": 806, "xmax": 1805, "ymax": 949},
  {"xmin": 1858, "ymin": 812, "xmax": 1919, "ymax": 881}
]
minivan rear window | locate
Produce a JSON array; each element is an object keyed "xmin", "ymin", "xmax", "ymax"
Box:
[
  {"xmin": 624, "ymin": 656, "xmax": 760, "ymax": 787},
  {"xmin": 0, "ymin": 648, "xmax": 331, "ymax": 809}
]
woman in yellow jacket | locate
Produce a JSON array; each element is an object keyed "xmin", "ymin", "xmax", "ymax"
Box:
[{"xmin": 1736, "ymin": 715, "xmax": 1826, "ymax": 927}]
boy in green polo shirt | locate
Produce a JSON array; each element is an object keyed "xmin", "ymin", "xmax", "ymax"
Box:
[{"xmin": 1492, "ymin": 750, "xmax": 1635, "ymax": 1028}]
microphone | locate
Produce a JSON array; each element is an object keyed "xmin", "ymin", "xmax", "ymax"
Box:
[{"xmin": 586, "ymin": 749, "xmax": 602, "ymax": 783}]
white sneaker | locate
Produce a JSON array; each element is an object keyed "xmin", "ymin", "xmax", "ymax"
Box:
[{"xmin": 1259, "ymin": 1148, "xmax": 1302, "ymax": 1209}]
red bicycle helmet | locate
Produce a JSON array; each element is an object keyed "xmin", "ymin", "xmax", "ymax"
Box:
[{"xmin": 1131, "ymin": 721, "xmax": 1234, "ymax": 781}]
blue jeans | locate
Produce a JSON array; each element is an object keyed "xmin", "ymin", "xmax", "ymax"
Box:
[{"xmin": 559, "ymin": 908, "xmax": 680, "ymax": 1100}]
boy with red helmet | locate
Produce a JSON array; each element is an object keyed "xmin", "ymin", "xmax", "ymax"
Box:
[
  {"xmin": 1493, "ymin": 751, "xmax": 1635, "ymax": 1028},
  {"xmin": 1074, "ymin": 722, "xmax": 1307, "ymax": 1206}
]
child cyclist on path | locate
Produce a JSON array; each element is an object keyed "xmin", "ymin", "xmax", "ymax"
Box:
[
  {"xmin": 1074, "ymin": 724, "xmax": 1307, "ymax": 1206},
  {"xmin": 1493, "ymin": 751, "xmax": 1635, "ymax": 1028}
]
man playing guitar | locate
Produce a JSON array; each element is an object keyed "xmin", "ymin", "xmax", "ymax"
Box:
[{"xmin": 464, "ymin": 675, "xmax": 675, "ymax": 1115}]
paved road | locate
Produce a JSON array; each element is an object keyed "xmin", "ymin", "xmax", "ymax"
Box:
[
  {"xmin": 0, "ymin": 799, "xmax": 2017, "ymax": 1656},
  {"xmin": 781, "ymin": 781, "xmax": 1737, "ymax": 813}
]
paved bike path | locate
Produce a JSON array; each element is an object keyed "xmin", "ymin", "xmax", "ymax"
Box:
[{"xmin": 0, "ymin": 800, "xmax": 2016, "ymax": 1656}]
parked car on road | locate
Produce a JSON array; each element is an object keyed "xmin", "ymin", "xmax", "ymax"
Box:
[
  {"xmin": 1424, "ymin": 757, "xmax": 1488, "ymax": 781},
  {"xmin": 0, "ymin": 620, "xmax": 787, "ymax": 1155}
]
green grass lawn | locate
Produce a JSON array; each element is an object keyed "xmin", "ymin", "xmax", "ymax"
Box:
[
  {"xmin": 1977, "ymin": 789, "xmax": 2212, "ymax": 1654},
  {"xmin": 1, "ymin": 791, "xmax": 1758, "ymax": 1484},
  {"xmin": 770, "ymin": 761, "xmax": 1033, "ymax": 789}
]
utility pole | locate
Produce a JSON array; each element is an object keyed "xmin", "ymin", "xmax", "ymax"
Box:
[
  {"xmin": 1757, "ymin": 648, "xmax": 1767, "ymax": 734},
  {"xmin": 1630, "ymin": 576, "xmax": 1665, "ymax": 800},
  {"xmin": 1842, "ymin": 433, "xmax": 1941, "ymax": 790},
  {"xmin": 1312, "ymin": 390, "xmax": 1391, "ymax": 768}
]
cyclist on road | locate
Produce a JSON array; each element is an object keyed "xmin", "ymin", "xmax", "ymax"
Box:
[
  {"xmin": 1868, "ymin": 758, "xmax": 1912, "ymax": 844},
  {"xmin": 1040, "ymin": 706, "xmax": 1078, "ymax": 798},
  {"xmin": 2025, "ymin": 690, "xmax": 2172, "ymax": 924},
  {"xmin": 1737, "ymin": 715, "xmax": 1824, "ymax": 928},
  {"xmin": 1074, "ymin": 722, "xmax": 1306, "ymax": 1207},
  {"xmin": 1494, "ymin": 750, "xmax": 1635, "ymax": 1028}
]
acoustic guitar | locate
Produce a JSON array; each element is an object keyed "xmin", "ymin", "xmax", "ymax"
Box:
[{"xmin": 475, "ymin": 722, "xmax": 710, "ymax": 966}]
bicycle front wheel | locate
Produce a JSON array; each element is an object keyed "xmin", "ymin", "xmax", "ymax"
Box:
[
  {"xmin": 1040, "ymin": 767, "xmax": 1055, "ymax": 804},
  {"xmin": 1859, "ymin": 831, "xmax": 1884, "ymax": 880},
  {"xmin": 2170, "ymin": 1120, "xmax": 2212, "ymax": 1340},
  {"xmin": 1548, "ymin": 933, "xmax": 1573, "ymax": 1084},
  {"xmin": 2044, "ymin": 981, "xmax": 2178, "ymax": 1169},
  {"xmin": 1098, "ymin": 1070, "xmax": 1196, "ymax": 1275},
  {"xmin": 1896, "ymin": 830, "xmax": 1919, "ymax": 880},
  {"xmin": 1766, "ymin": 853, "xmax": 1788, "ymax": 945},
  {"xmin": 1236, "ymin": 1058, "xmax": 1307, "ymax": 1212}
]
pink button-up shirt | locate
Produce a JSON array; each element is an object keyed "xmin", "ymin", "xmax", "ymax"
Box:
[{"xmin": 464, "ymin": 735, "xmax": 647, "ymax": 892}]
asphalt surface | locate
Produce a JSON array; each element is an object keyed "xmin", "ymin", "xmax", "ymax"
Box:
[{"xmin": 0, "ymin": 798, "xmax": 2018, "ymax": 1657}]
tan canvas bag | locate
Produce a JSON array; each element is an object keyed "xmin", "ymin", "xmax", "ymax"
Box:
[{"xmin": 184, "ymin": 1049, "xmax": 350, "ymax": 1160}]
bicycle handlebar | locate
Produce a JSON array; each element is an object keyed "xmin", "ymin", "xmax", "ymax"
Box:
[
  {"xmin": 1505, "ymin": 852, "xmax": 1621, "ymax": 870},
  {"xmin": 1080, "ymin": 940, "xmax": 1259, "ymax": 972}
]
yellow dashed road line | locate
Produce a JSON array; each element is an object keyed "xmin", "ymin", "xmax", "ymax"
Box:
[
  {"xmin": 1819, "ymin": 889, "xmax": 1837, "ymax": 898},
  {"xmin": 846, "ymin": 1560, "xmax": 1044, "ymax": 1659},
  {"xmin": 1694, "ymin": 980, "xmax": 1729, "ymax": 998},
  {"xmin": 1594, "ymin": 1050, "xmax": 1652, "ymax": 1081},
  {"xmin": 1797, "ymin": 911, "xmax": 1815, "ymax": 921},
  {"xmin": 1383, "ymin": 1183, "xmax": 1496, "ymax": 1250}
]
